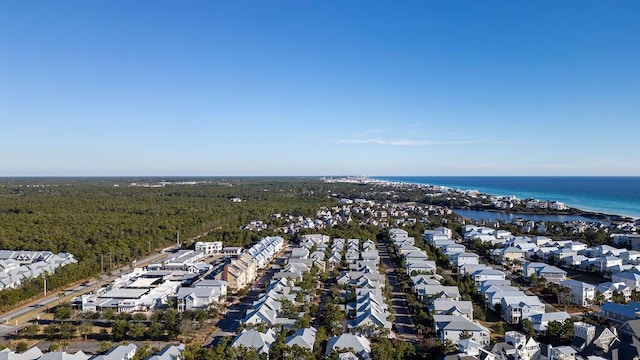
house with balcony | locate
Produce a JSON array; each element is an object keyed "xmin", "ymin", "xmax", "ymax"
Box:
[
  {"xmin": 500, "ymin": 295, "xmax": 545, "ymax": 324},
  {"xmin": 529, "ymin": 311, "xmax": 570, "ymax": 333},
  {"xmin": 433, "ymin": 315, "xmax": 490, "ymax": 348},
  {"xmin": 612, "ymin": 271, "xmax": 640, "ymax": 289},
  {"xmin": 431, "ymin": 299, "xmax": 474, "ymax": 320},
  {"xmin": 560, "ymin": 279, "xmax": 596, "ymax": 307},
  {"xmin": 523, "ymin": 262, "xmax": 566, "ymax": 284},
  {"xmin": 195, "ymin": 241, "xmax": 223, "ymax": 255},
  {"xmin": 456, "ymin": 252, "xmax": 480, "ymax": 268},
  {"xmin": 595, "ymin": 256, "xmax": 624, "ymax": 273},
  {"xmin": 473, "ymin": 269, "xmax": 506, "ymax": 286},
  {"xmin": 599, "ymin": 301, "xmax": 640, "ymax": 325}
]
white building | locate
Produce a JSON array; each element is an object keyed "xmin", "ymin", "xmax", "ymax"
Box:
[
  {"xmin": 560, "ymin": 279, "xmax": 596, "ymax": 307},
  {"xmin": 195, "ymin": 241, "xmax": 223, "ymax": 255}
]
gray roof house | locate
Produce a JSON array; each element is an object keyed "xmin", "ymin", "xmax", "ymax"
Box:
[
  {"xmin": 472, "ymin": 269, "xmax": 506, "ymax": 285},
  {"xmin": 405, "ymin": 260, "xmax": 437, "ymax": 275},
  {"xmin": 176, "ymin": 287, "xmax": 219, "ymax": 312},
  {"xmin": 415, "ymin": 284, "xmax": 460, "ymax": 302},
  {"xmin": 523, "ymin": 262, "xmax": 567, "ymax": 284},
  {"xmin": 431, "ymin": 299, "xmax": 474, "ymax": 320},
  {"xmin": 500, "ymin": 295, "xmax": 545, "ymax": 324},
  {"xmin": 39, "ymin": 351, "xmax": 91, "ymax": 360},
  {"xmin": 92, "ymin": 344, "xmax": 136, "ymax": 360},
  {"xmin": 146, "ymin": 344, "xmax": 185, "ymax": 360},
  {"xmin": 325, "ymin": 334, "xmax": 371, "ymax": 359},
  {"xmin": 284, "ymin": 327, "xmax": 317, "ymax": 350},
  {"xmin": 529, "ymin": 311, "xmax": 571, "ymax": 333},
  {"xmin": 351, "ymin": 309, "xmax": 392, "ymax": 331},
  {"xmin": 0, "ymin": 347, "xmax": 43, "ymax": 360},
  {"xmin": 613, "ymin": 271, "xmax": 640, "ymax": 289},
  {"xmin": 433, "ymin": 315, "xmax": 490, "ymax": 348}
]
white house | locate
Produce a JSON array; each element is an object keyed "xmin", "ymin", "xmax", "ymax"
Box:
[
  {"xmin": 567, "ymin": 241, "xmax": 588, "ymax": 252},
  {"xmin": 325, "ymin": 334, "xmax": 371, "ymax": 359},
  {"xmin": 444, "ymin": 244, "xmax": 466, "ymax": 256},
  {"xmin": 284, "ymin": 327, "xmax": 317, "ymax": 350},
  {"xmin": 147, "ymin": 344, "xmax": 186, "ymax": 360},
  {"xmin": 482, "ymin": 286, "xmax": 524, "ymax": 310},
  {"xmin": 424, "ymin": 230, "xmax": 451, "ymax": 245},
  {"xmin": 431, "ymin": 299, "xmax": 474, "ymax": 320},
  {"xmin": 613, "ymin": 271, "xmax": 640, "ymax": 290},
  {"xmin": 529, "ymin": 312, "xmax": 571, "ymax": 333},
  {"xmin": 406, "ymin": 260, "xmax": 437, "ymax": 275},
  {"xmin": 456, "ymin": 253, "xmax": 480, "ymax": 268},
  {"xmin": 232, "ymin": 329, "xmax": 276, "ymax": 354},
  {"xmin": 473, "ymin": 269, "xmax": 506, "ymax": 286},
  {"xmin": 523, "ymin": 262, "xmax": 566, "ymax": 284},
  {"xmin": 176, "ymin": 287, "xmax": 220, "ymax": 312},
  {"xmin": 433, "ymin": 315, "xmax": 490, "ymax": 348},
  {"xmin": 500, "ymin": 331, "xmax": 542, "ymax": 360},
  {"xmin": 501, "ymin": 296, "xmax": 545, "ymax": 324},
  {"xmin": 595, "ymin": 256, "xmax": 623, "ymax": 273},
  {"xmin": 92, "ymin": 344, "xmax": 137, "ymax": 360},
  {"xmin": 561, "ymin": 279, "xmax": 596, "ymax": 307}
]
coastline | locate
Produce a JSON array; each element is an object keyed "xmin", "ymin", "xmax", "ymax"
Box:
[{"xmin": 366, "ymin": 176, "xmax": 639, "ymax": 224}]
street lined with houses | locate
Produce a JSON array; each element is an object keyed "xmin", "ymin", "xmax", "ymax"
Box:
[{"xmin": 377, "ymin": 237, "xmax": 418, "ymax": 341}]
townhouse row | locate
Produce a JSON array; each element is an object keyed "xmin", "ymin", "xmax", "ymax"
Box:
[
  {"xmin": 231, "ymin": 235, "xmax": 388, "ymax": 359},
  {"xmin": 0, "ymin": 250, "xmax": 77, "ymax": 289},
  {"xmin": 0, "ymin": 343, "xmax": 185, "ymax": 360},
  {"xmin": 222, "ymin": 236, "xmax": 285, "ymax": 289}
]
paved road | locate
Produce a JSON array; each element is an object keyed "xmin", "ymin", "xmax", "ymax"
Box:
[
  {"xmin": 0, "ymin": 248, "xmax": 172, "ymax": 339},
  {"xmin": 205, "ymin": 251, "xmax": 288, "ymax": 346},
  {"xmin": 377, "ymin": 239, "xmax": 419, "ymax": 342},
  {"xmin": 312, "ymin": 280, "xmax": 330, "ymax": 330}
]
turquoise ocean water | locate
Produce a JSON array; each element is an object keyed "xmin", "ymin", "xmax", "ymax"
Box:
[{"xmin": 373, "ymin": 177, "xmax": 640, "ymax": 219}]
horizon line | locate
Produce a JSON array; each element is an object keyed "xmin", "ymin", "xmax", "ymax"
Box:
[{"xmin": 1, "ymin": 175, "xmax": 640, "ymax": 178}]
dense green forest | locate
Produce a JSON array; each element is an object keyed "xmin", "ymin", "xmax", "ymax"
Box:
[
  {"xmin": 0, "ymin": 178, "xmax": 336, "ymax": 262},
  {"xmin": 0, "ymin": 178, "xmax": 404, "ymax": 308}
]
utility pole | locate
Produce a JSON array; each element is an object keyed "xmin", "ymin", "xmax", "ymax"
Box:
[
  {"xmin": 44, "ymin": 274, "xmax": 47, "ymax": 297},
  {"xmin": 101, "ymin": 254, "xmax": 104, "ymax": 273}
]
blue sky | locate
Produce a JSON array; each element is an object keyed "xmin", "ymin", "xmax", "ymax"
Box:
[{"xmin": 1, "ymin": 1, "xmax": 639, "ymax": 176}]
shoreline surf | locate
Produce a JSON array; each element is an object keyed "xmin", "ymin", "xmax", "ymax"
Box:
[{"xmin": 371, "ymin": 176, "xmax": 640, "ymax": 222}]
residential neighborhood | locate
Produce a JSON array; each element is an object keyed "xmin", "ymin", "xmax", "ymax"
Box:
[{"xmin": 2, "ymin": 177, "xmax": 640, "ymax": 360}]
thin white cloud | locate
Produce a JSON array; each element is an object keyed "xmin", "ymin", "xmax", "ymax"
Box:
[
  {"xmin": 334, "ymin": 138, "xmax": 510, "ymax": 146},
  {"xmin": 334, "ymin": 139, "xmax": 425, "ymax": 145}
]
